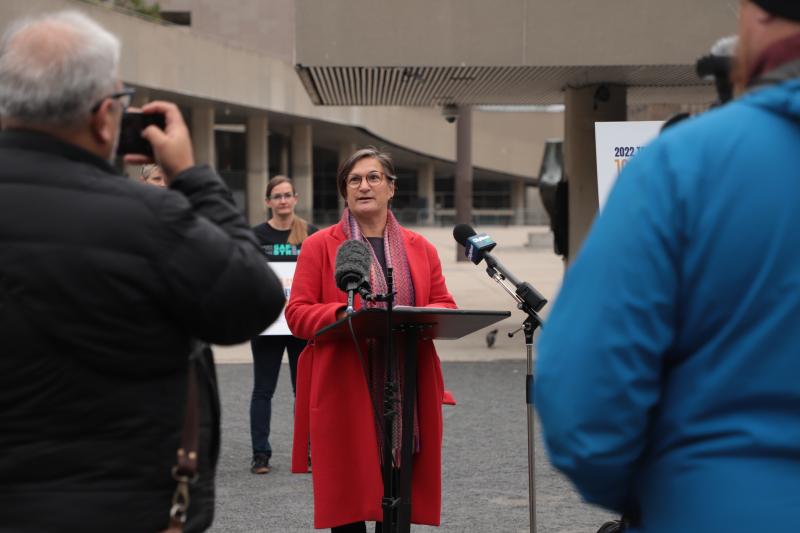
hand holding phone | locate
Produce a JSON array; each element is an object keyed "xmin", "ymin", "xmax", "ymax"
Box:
[
  {"xmin": 122, "ymin": 101, "xmax": 195, "ymax": 180},
  {"xmin": 117, "ymin": 111, "xmax": 165, "ymax": 157}
]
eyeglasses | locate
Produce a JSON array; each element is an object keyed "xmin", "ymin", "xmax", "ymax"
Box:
[
  {"xmin": 90, "ymin": 87, "xmax": 136, "ymax": 114},
  {"xmin": 346, "ymin": 171, "xmax": 393, "ymax": 189},
  {"xmin": 269, "ymin": 192, "xmax": 296, "ymax": 201}
]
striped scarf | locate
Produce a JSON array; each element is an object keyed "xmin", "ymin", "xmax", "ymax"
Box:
[{"xmin": 341, "ymin": 208, "xmax": 420, "ymax": 465}]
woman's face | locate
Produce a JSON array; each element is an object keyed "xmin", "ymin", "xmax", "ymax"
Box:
[
  {"xmin": 266, "ymin": 182, "xmax": 297, "ymax": 218},
  {"xmin": 345, "ymin": 157, "xmax": 395, "ymax": 220}
]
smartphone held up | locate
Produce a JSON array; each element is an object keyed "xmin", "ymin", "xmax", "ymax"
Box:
[{"xmin": 116, "ymin": 111, "xmax": 166, "ymax": 157}]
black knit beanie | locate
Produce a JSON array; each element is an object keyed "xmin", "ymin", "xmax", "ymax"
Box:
[{"xmin": 751, "ymin": 0, "xmax": 800, "ymax": 21}]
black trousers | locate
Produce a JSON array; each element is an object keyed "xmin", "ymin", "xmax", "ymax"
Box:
[{"xmin": 249, "ymin": 335, "xmax": 306, "ymax": 456}]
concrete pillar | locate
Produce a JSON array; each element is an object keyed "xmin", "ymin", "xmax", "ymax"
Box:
[
  {"xmin": 279, "ymin": 140, "xmax": 290, "ymax": 176},
  {"xmin": 417, "ymin": 161, "xmax": 435, "ymax": 226},
  {"xmin": 512, "ymin": 178, "xmax": 526, "ymax": 225},
  {"xmin": 454, "ymin": 105, "xmax": 473, "ymax": 261},
  {"xmin": 338, "ymin": 142, "xmax": 357, "ymax": 212},
  {"xmin": 246, "ymin": 115, "xmax": 269, "ymax": 227},
  {"xmin": 564, "ymin": 84, "xmax": 626, "ymax": 261},
  {"xmin": 527, "ymin": 186, "xmax": 547, "ymax": 225},
  {"xmin": 191, "ymin": 104, "xmax": 216, "ymax": 168},
  {"xmin": 291, "ymin": 123, "xmax": 313, "ymax": 222}
]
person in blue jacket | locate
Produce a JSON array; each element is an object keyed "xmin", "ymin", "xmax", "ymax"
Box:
[{"xmin": 535, "ymin": 2, "xmax": 800, "ymax": 532}]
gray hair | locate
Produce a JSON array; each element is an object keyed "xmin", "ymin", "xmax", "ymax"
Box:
[
  {"xmin": 140, "ymin": 164, "xmax": 161, "ymax": 180},
  {"xmin": 0, "ymin": 10, "xmax": 121, "ymax": 127}
]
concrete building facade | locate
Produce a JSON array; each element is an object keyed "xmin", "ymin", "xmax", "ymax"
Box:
[
  {"xmin": 0, "ymin": 0, "xmax": 562, "ymax": 227},
  {"xmin": 0, "ymin": 0, "xmax": 739, "ymax": 257},
  {"xmin": 292, "ymin": 0, "xmax": 738, "ymax": 258}
]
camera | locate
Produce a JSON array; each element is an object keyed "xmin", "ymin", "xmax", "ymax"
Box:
[
  {"xmin": 697, "ymin": 35, "xmax": 736, "ymax": 105},
  {"xmin": 592, "ymin": 84, "xmax": 611, "ymax": 110},
  {"xmin": 117, "ymin": 111, "xmax": 166, "ymax": 157},
  {"xmin": 441, "ymin": 104, "xmax": 458, "ymax": 124}
]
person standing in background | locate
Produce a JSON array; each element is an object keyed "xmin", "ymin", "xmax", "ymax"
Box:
[
  {"xmin": 139, "ymin": 163, "xmax": 166, "ymax": 187},
  {"xmin": 249, "ymin": 176, "xmax": 318, "ymax": 474}
]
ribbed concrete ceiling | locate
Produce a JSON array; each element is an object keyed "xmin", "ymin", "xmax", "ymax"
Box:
[{"xmin": 297, "ymin": 64, "xmax": 711, "ymax": 106}]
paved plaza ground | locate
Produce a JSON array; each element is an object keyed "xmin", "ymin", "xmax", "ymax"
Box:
[
  {"xmin": 209, "ymin": 226, "xmax": 616, "ymax": 532},
  {"xmin": 214, "ymin": 225, "xmax": 566, "ymax": 364}
]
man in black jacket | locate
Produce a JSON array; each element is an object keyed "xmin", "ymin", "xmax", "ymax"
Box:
[{"xmin": 0, "ymin": 10, "xmax": 285, "ymax": 532}]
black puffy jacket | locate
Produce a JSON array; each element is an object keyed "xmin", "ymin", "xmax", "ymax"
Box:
[{"xmin": 0, "ymin": 130, "xmax": 285, "ymax": 532}]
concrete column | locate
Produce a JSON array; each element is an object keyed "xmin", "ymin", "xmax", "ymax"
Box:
[
  {"xmin": 338, "ymin": 142, "xmax": 357, "ymax": 212},
  {"xmin": 454, "ymin": 105, "xmax": 473, "ymax": 262},
  {"xmin": 527, "ymin": 186, "xmax": 547, "ymax": 225},
  {"xmin": 512, "ymin": 178, "xmax": 526, "ymax": 225},
  {"xmin": 279, "ymin": 140, "xmax": 290, "ymax": 176},
  {"xmin": 191, "ymin": 104, "xmax": 216, "ymax": 168},
  {"xmin": 291, "ymin": 123, "xmax": 313, "ymax": 222},
  {"xmin": 246, "ymin": 115, "xmax": 269, "ymax": 227},
  {"xmin": 417, "ymin": 161, "xmax": 435, "ymax": 226},
  {"xmin": 564, "ymin": 84, "xmax": 626, "ymax": 262}
]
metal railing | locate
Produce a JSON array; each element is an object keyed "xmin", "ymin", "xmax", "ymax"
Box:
[{"xmin": 311, "ymin": 208, "xmax": 550, "ymax": 228}]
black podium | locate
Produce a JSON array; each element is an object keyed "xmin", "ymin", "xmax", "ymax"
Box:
[{"xmin": 314, "ymin": 306, "xmax": 510, "ymax": 533}]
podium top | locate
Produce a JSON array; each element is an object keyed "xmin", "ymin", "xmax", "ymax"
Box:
[{"xmin": 314, "ymin": 306, "xmax": 511, "ymax": 342}]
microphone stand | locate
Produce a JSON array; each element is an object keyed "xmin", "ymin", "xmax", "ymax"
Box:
[
  {"xmin": 364, "ymin": 267, "xmax": 399, "ymax": 532},
  {"xmin": 483, "ymin": 254, "xmax": 545, "ymax": 533},
  {"xmin": 344, "ymin": 266, "xmax": 402, "ymax": 530}
]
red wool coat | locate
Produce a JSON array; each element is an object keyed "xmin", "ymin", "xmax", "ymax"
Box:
[{"xmin": 286, "ymin": 220, "xmax": 457, "ymax": 529}]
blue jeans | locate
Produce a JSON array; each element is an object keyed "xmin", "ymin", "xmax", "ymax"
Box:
[{"xmin": 249, "ymin": 335, "xmax": 306, "ymax": 456}]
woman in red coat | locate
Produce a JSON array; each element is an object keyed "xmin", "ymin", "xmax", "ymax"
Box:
[{"xmin": 286, "ymin": 147, "xmax": 456, "ymax": 532}]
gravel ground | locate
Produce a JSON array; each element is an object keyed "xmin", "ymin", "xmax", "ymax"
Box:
[
  {"xmin": 208, "ymin": 360, "xmax": 615, "ymax": 533},
  {"xmin": 209, "ymin": 226, "xmax": 615, "ymax": 532}
]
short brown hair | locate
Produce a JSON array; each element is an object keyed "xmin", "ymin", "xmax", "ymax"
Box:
[{"xmin": 336, "ymin": 146, "xmax": 396, "ymax": 199}]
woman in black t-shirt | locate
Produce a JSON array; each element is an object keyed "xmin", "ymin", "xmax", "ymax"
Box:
[{"xmin": 249, "ymin": 176, "xmax": 318, "ymax": 474}]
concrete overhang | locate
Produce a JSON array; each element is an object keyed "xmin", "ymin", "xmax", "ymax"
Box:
[
  {"xmin": 0, "ymin": 0, "xmax": 562, "ymax": 179},
  {"xmin": 295, "ymin": 0, "xmax": 739, "ymax": 106}
]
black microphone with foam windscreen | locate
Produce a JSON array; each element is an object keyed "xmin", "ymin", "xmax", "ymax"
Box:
[
  {"xmin": 453, "ymin": 224, "xmax": 497, "ymax": 265},
  {"xmin": 334, "ymin": 240, "xmax": 373, "ymax": 314},
  {"xmin": 453, "ymin": 223, "xmax": 547, "ymax": 316}
]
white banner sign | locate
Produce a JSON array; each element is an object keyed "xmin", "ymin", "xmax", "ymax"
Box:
[
  {"xmin": 260, "ymin": 261, "xmax": 296, "ymax": 336},
  {"xmin": 595, "ymin": 121, "xmax": 664, "ymax": 211}
]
